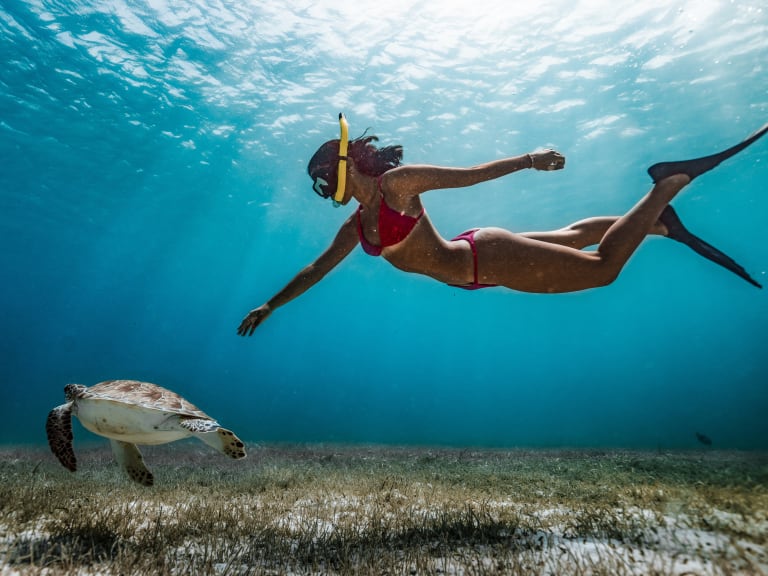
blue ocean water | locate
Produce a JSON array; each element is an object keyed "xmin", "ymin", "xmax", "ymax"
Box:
[{"xmin": 1, "ymin": 0, "xmax": 766, "ymax": 451}]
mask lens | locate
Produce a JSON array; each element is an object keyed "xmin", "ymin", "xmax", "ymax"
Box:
[
  {"xmin": 311, "ymin": 170, "xmax": 337, "ymax": 199},
  {"xmin": 312, "ymin": 176, "xmax": 330, "ymax": 198}
]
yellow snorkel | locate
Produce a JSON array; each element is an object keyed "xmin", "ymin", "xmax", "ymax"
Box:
[{"xmin": 333, "ymin": 113, "xmax": 349, "ymax": 207}]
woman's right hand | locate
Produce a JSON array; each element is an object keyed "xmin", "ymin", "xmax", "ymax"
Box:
[{"xmin": 237, "ymin": 304, "xmax": 272, "ymax": 336}]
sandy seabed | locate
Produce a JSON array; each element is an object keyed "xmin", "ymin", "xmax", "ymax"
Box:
[{"xmin": 1, "ymin": 444, "xmax": 766, "ymax": 575}]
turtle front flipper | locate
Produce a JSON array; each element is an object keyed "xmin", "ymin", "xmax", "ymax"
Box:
[
  {"xmin": 110, "ymin": 440, "xmax": 154, "ymax": 486},
  {"xmin": 46, "ymin": 403, "xmax": 76, "ymax": 472},
  {"xmin": 181, "ymin": 419, "xmax": 247, "ymax": 460}
]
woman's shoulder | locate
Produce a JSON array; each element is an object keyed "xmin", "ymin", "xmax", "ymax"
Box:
[
  {"xmin": 381, "ymin": 164, "xmax": 450, "ymax": 197},
  {"xmin": 378, "ymin": 166, "xmax": 412, "ymax": 198},
  {"xmin": 380, "ymin": 164, "xmax": 434, "ymax": 187}
]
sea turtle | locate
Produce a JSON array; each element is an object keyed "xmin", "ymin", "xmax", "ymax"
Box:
[{"xmin": 46, "ymin": 379, "xmax": 247, "ymax": 486}]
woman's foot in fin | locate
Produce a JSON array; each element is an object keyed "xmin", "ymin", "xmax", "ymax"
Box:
[
  {"xmin": 659, "ymin": 205, "xmax": 762, "ymax": 288},
  {"xmin": 648, "ymin": 122, "xmax": 768, "ymax": 183}
]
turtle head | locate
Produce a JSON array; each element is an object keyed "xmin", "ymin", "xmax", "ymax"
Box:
[{"xmin": 64, "ymin": 384, "xmax": 87, "ymax": 402}]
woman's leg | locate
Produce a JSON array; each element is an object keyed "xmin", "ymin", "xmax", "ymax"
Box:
[
  {"xmin": 474, "ymin": 175, "xmax": 690, "ymax": 293},
  {"xmin": 595, "ymin": 175, "xmax": 691, "ymax": 272},
  {"xmin": 522, "ymin": 207, "xmax": 761, "ymax": 287},
  {"xmin": 520, "ymin": 217, "xmax": 665, "ymax": 249},
  {"xmin": 475, "ymin": 123, "xmax": 768, "ymax": 292}
]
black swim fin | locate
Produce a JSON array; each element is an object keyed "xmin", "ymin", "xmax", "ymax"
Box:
[
  {"xmin": 648, "ymin": 122, "xmax": 768, "ymax": 183},
  {"xmin": 659, "ymin": 205, "xmax": 762, "ymax": 288}
]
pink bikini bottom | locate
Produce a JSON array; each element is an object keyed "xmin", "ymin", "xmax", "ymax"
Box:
[{"xmin": 449, "ymin": 229, "xmax": 497, "ymax": 290}]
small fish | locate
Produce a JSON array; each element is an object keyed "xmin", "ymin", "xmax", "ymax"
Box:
[{"xmin": 695, "ymin": 432, "xmax": 712, "ymax": 446}]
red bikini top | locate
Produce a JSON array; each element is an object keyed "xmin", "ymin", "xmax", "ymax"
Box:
[{"xmin": 357, "ymin": 177, "xmax": 424, "ymax": 256}]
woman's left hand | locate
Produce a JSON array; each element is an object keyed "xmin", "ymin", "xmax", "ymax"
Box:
[{"xmin": 531, "ymin": 149, "xmax": 566, "ymax": 171}]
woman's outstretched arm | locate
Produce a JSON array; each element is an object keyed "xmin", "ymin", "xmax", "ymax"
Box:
[
  {"xmin": 385, "ymin": 149, "xmax": 565, "ymax": 196},
  {"xmin": 237, "ymin": 215, "xmax": 360, "ymax": 336}
]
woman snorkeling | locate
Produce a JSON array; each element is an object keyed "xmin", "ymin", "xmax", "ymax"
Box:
[{"xmin": 238, "ymin": 115, "xmax": 766, "ymax": 336}]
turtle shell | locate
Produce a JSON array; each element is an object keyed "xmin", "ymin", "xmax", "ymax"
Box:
[{"xmin": 79, "ymin": 380, "xmax": 211, "ymax": 419}]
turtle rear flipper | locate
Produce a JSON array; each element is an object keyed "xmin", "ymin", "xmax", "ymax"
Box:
[
  {"xmin": 46, "ymin": 403, "xmax": 76, "ymax": 472},
  {"xmin": 110, "ymin": 440, "xmax": 153, "ymax": 486},
  {"xmin": 181, "ymin": 419, "xmax": 247, "ymax": 460}
]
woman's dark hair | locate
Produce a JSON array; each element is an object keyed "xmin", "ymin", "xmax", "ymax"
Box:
[{"xmin": 307, "ymin": 134, "xmax": 403, "ymax": 198}]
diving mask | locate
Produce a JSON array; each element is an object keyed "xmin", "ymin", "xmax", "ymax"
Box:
[{"xmin": 310, "ymin": 113, "xmax": 349, "ymax": 207}]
